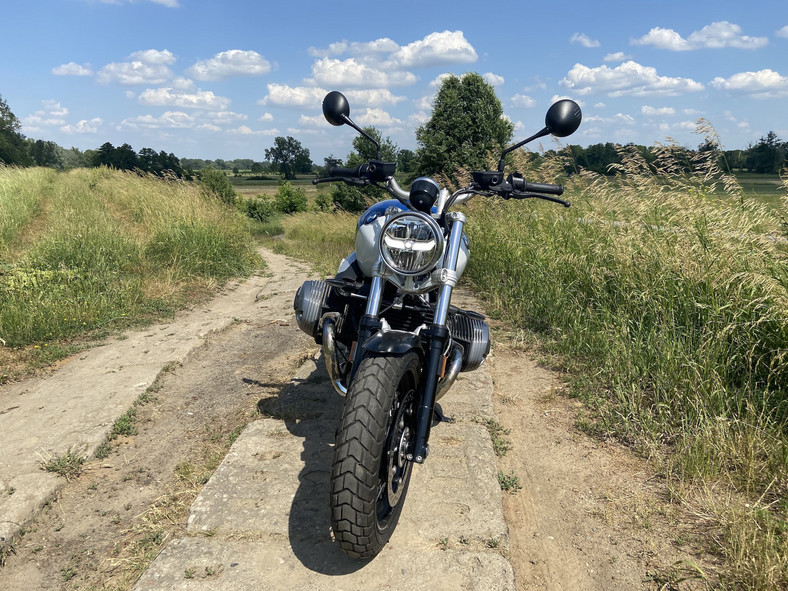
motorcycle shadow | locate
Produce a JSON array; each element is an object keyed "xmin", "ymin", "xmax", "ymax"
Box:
[{"xmin": 255, "ymin": 353, "xmax": 368, "ymax": 575}]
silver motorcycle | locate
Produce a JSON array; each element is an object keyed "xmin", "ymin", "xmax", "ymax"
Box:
[{"xmin": 294, "ymin": 90, "xmax": 581, "ymax": 558}]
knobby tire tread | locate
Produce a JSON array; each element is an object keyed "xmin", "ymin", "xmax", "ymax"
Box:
[{"xmin": 329, "ymin": 353, "xmax": 418, "ymax": 559}]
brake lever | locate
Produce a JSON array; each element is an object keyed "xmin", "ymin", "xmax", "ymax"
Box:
[{"xmin": 510, "ymin": 192, "xmax": 571, "ymax": 207}]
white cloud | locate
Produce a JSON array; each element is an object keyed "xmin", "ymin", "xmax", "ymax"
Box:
[
  {"xmin": 259, "ymin": 112, "xmax": 274, "ymax": 122},
  {"xmin": 138, "ymin": 87, "xmax": 231, "ymax": 110},
  {"xmin": 61, "ymin": 117, "xmax": 103, "ymax": 134},
  {"xmin": 354, "ymin": 107, "xmax": 402, "ymax": 127},
  {"xmin": 227, "ymin": 126, "xmax": 280, "ymax": 136},
  {"xmin": 206, "ymin": 111, "xmax": 248, "ymax": 125},
  {"xmin": 603, "ymin": 52, "xmax": 630, "ymax": 63},
  {"xmin": 308, "ymin": 38, "xmax": 399, "ymax": 58},
  {"xmin": 778, "ymin": 26, "xmax": 788, "ymax": 39},
  {"xmin": 119, "ymin": 111, "xmax": 194, "ymax": 130},
  {"xmin": 97, "ymin": 49, "xmax": 175, "ymax": 85},
  {"xmin": 298, "ymin": 114, "xmax": 327, "ymax": 127},
  {"xmin": 710, "ymin": 68, "xmax": 788, "ymax": 98},
  {"xmin": 309, "ymin": 57, "xmax": 417, "ymax": 88},
  {"xmin": 21, "ymin": 100, "xmax": 69, "ymax": 131},
  {"xmin": 260, "ymin": 84, "xmax": 327, "ymax": 107},
  {"xmin": 483, "ymin": 72, "xmax": 505, "ymax": 86},
  {"xmin": 387, "ymin": 31, "xmax": 477, "ymax": 68},
  {"xmin": 52, "ymin": 62, "xmax": 93, "ymax": 76},
  {"xmin": 632, "ymin": 21, "xmax": 768, "ymax": 51},
  {"xmin": 641, "ymin": 105, "xmax": 676, "ymax": 116},
  {"xmin": 344, "ymin": 88, "xmax": 407, "ymax": 107},
  {"xmin": 511, "ymin": 94, "xmax": 536, "ymax": 108},
  {"xmin": 187, "ymin": 50, "xmax": 271, "ymax": 81},
  {"xmin": 570, "ymin": 33, "xmax": 600, "ymax": 48},
  {"xmin": 560, "ymin": 61, "xmax": 704, "ymax": 96}
]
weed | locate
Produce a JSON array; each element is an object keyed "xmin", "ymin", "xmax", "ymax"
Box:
[
  {"xmin": 40, "ymin": 447, "xmax": 86, "ymax": 481},
  {"xmin": 481, "ymin": 417, "xmax": 511, "ymax": 457},
  {"xmin": 94, "ymin": 440, "xmax": 112, "ymax": 459},
  {"xmin": 111, "ymin": 408, "xmax": 138, "ymax": 439},
  {"xmin": 438, "ymin": 537, "xmax": 449, "ymax": 551},
  {"xmin": 497, "ymin": 471, "xmax": 522, "ymax": 493}
]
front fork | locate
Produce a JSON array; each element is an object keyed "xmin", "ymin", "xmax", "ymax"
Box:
[
  {"xmin": 412, "ymin": 211, "xmax": 465, "ymax": 463},
  {"xmin": 350, "ymin": 212, "xmax": 466, "ymax": 465}
]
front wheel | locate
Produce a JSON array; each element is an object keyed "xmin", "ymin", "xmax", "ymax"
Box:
[{"xmin": 329, "ymin": 352, "xmax": 419, "ymax": 558}]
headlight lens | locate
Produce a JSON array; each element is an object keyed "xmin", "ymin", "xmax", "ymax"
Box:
[{"xmin": 379, "ymin": 212, "xmax": 444, "ymax": 276}]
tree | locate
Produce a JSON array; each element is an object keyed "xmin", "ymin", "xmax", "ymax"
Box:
[
  {"xmin": 346, "ymin": 127, "xmax": 398, "ymax": 166},
  {"xmin": 0, "ymin": 94, "xmax": 31, "ymax": 165},
  {"xmin": 415, "ymin": 73, "xmax": 513, "ymax": 182},
  {"xmin": 265, "ymin": 136, "xmax": 312, "ymax": 180},
  {"xmin": 397, "ymin": 149, "xmax": 417, "ymax": 174},
  {"xmin": 745, "ymin": 131, "xmax": 786, "ymax": 174}
]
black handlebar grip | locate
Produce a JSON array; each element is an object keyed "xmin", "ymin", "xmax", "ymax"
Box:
[
  {"xmin": 329, "ymin": 166, "xmax": 361, "ymax": 178},
  {"xmin": 524, "ymin": 182, "xmax": 564, "ymax": 195}
]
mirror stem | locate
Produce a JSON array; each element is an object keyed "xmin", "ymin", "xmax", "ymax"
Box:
[
  {"xmin": 341, "ymin": 115, "xmax": 382, "ymax": 161},
  {"xmin": 497, "ymin": 127, "xmax": 550, "ymax": 172}
]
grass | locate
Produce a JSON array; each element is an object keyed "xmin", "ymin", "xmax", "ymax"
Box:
[
  {"xmin": 464, "ymin": 126, "xmax": 788, "ymax": 588},
  {"xmin": 39, "ymin": 446, "xmax": 87, "ymax": 481},
  {"xmin": 0, "ymin": 166, "xmax": 261, "ymax": 380}
]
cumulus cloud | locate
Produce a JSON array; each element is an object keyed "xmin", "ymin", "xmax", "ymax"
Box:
[
  {"xmin": 138, "ymin": 87, "xmax": 231, "ymax": 110},
  {"xmin": 260, "ymin": 84, "xmax": 327, "ymax": 107},
  {"xmin": 710, "ymin": 68, "xmax": 788, "ymax": 98},
  {"xmin": 560, "ymin": 61, "xmax": 704, "ymax": 96},
  {"xmin": 308, "ymin": 38, "xmax": 399, "ymax": 58},
  {"xmin": 119, "ymin": 111, "xmax": 194, "ymax": 130},
  {"xmin": 227, "ymin": 126, "xmax": 280, "ymax": 136},
  {"xmin": 632, "ymin": 21, "xmax": 768, "ymax": 50},
  {"xmin": 52, "ymin": 62, "xmax": 93, "ymax": 76},
  {"xmin": 354, "ymin": 107, "xmax": 402, "ymax": 127},
  {"xmin": 603, "ymin": 52, "xmax": 631, "ymax": 63},
  {"xmin": 259, "ymin": 112, "xmax": 274, "ymax": 122},
  {"xmin": 483, "ymin": 72, "xmax": 505, "ymax": 86},
  {"xmin": 61, "ymin": 117, "xmax": 103, "ymax": 134},
  {"xmin": 21, "ymin": 100, "xmax": 69, "ymax": 132},
  {"xmin": 309, "ymin": 57, "xmax": 417, "ymax": 88},
  {"xmin": 570, "ymin": 33, "xmax": 600, "ymax": 48},
  {"xmin": 187, "ymin": 50, "xmax": 271, "ymax": 81},
  {"xmin": 778, "ymin": 26, "xmax": 788, "ymax": 39},
  {"xmin": 511, "ymin": 94, "xmax": 536, "ymax": 108},
  {"xmin": 642, "ymin": 105, "xmax": 676, "ymax": 116},
  {"xmin": 97, "ymin": 49, "xmax": 176, "ymax": 85},
  {"xmin": 387, "ymin": 31, "xmax": 477, "ymax": 68}
]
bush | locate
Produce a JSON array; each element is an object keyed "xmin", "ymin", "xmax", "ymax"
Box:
[
  {"xmin": 199, "ymin": 169, "xmax": 236, "ymax": 206},
  {"xmin": 330, "ymin": 183, "xmax": 368, "ymax": 213},
  {"xmin": 242, "ymin": 196, "xmax": 275, "ymax": 222},
  {"xmin": 314, "ymin": 191, "xmax": 333, "ymax": 212},
  {"xmin": 274, "ymin": 181, "xmax": 307, "ymax": 214}
]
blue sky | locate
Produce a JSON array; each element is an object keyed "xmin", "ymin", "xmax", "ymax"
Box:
[{"xmin": 3, "ymin": 0, "xmax": 787, "ymax": 163}]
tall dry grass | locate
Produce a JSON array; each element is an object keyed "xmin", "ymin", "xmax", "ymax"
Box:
[{"xmin": 465, "ymin": 122, "xmax": 788, "ymax": 589}]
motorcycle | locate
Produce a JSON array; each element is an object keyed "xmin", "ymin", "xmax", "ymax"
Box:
[{"xmin": 294, "ymin": 90, "xmax": 581, "ymax": 558}]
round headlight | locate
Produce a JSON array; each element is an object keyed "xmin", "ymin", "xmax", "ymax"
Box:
[{"xmin": 379, "ymin": 212, "xmax": 444, "ymax": 276}]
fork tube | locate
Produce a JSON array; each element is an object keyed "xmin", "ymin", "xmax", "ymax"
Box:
[
  {"xmin": 412, "ymin": 212, "xmax": 465, "ymax": 463},
  {"xmin": 349, "ymin": 272, "xmax": 384, "ymax": 381}
]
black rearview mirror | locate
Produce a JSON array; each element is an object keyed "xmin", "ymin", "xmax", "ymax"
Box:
[
  {"xmin": 322, "ymin": 91, "xmax": 350, "ymax": 127},
  {"xmin": 545, "ymin": 99, "xmax": 582, "ymax": 138}
]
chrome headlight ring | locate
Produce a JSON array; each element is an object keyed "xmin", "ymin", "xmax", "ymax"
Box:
[{"xmin": 378, "ymin": 211, "xmax": 445, "ymax": 277}]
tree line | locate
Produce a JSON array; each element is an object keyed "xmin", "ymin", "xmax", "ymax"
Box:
[{"xmin": 3, "ymin": 88, "xmax": 786, "ymax": 186}]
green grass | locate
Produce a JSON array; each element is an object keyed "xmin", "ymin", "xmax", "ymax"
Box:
[
  {"xmin": 465, "ymin": 138, "xmax": 788, "ymax": 589},
  {"xmin": 0, "ymin": 167, "xmax": 261, "ymax": 360}
]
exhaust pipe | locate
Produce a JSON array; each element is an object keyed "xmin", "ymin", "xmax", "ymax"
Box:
[
  {"xmin": 436, "ymin": 343, "xmax": 463, "ymax": 401},
  {"xmin": 321, "ymin": 313, "xmax": 347, "ymax": 396}
]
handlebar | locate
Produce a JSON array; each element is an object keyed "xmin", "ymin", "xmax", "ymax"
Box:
[
  {"xmin": 313, "ymin": 160, "xmax": 398, "ymax": 186},
  {"xmin": 329, "ymin": 165, "xmax": 362, "ymax": 178}
]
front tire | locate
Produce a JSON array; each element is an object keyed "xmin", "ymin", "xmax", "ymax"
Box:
[{"xmin": 329, "ymin": 352, "xmax": 419, "ymax": 558}]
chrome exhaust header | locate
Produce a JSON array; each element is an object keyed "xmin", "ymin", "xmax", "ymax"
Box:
[{"xmin": 321, "ymin": 313, "xmax": 347, "ymax": 396}]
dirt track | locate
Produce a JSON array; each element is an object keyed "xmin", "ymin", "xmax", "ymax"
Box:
[{"xmin": 0, "ymin": 247, "xmax": 708, "ymax": 590}]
